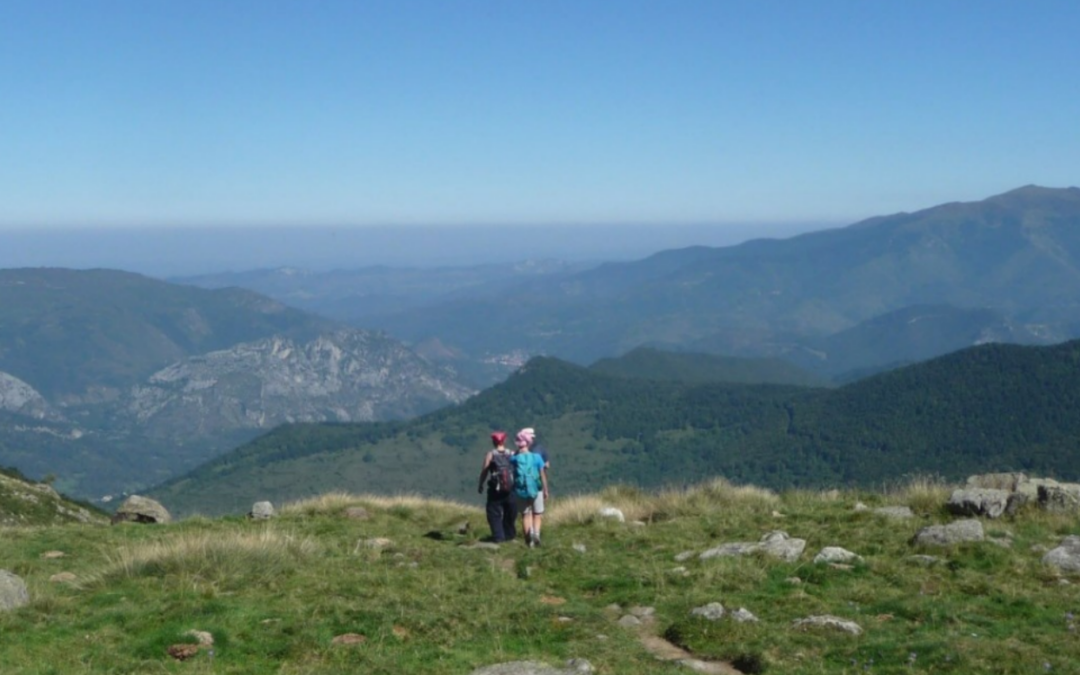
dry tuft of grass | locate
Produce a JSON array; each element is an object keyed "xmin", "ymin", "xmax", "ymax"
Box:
[
  {"xmin": 281, "ymin": 491, "xmax": 478, "ymax": 517},
  {"xmin": 886, "ymin": 474, "xmax": 956, "ymax": 513},
  {"xmin": 83, "ymin": 528, "xmax": 319, "ymax": 588}
]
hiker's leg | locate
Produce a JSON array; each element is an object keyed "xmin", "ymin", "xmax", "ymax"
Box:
[
  {"xmin": 485, "ymin": 498, "xmax": 505, "ymax": 541},
  {"xmin": 503, "ymin": 496, "xmax": 517, "ymax": 540},
  {"xmin": 532, "ymin": 492, "xmax": 545, "ymax": 541}
]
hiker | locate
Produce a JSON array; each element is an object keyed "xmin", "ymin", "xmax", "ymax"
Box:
[
  {"xmin": 518, "ymin": 427, "xmax": 550, "ymax": 471},
  {"xmin": 513, "ymin": 428, "xmax": 549, "ymax": 547},
  {"xmin": 477, "ymin": 431, "xmax": 517, "ymax": 542}
]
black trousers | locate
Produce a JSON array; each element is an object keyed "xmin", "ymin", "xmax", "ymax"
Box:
[{"xmin": 485, "ymin": 491, "xmax": 518, "ymax": 542}]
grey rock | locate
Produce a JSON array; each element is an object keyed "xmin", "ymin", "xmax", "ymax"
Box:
[
  {"xmin": 853, "ymin": 501, "xmax": 869, "ymax": 511},
  {"xmin": 111, "ymin": 495, "xmax": 171, "ymax": 524},
  {"xmin": 912, "ymin": 519, "xmax": 984, "ymax": 546},
  {"xmin": 873, "ymin": 506, "xmax": 915, "ymax": 519},
  {"xmin": 690, "ymin": 602, "xmax": 725, "ymax": 620},
  {"xmin": 1042, "ymin": 536, "xmax": 1080, "ymax": 572},
  {"xmin": 793, "ymin": 615, "xmax": 863, "ymax": 636},
  {"xmin": 0, "ymin": 570, "xmax": 30, "ymax": 611},
  {"xmin": 628, "ymin": 605, "xmax": 655, "ymax": 618},
  {"xmin": 617, "ymin": 615, "xmax": 642, "ymax": 627},
  {"xmin": 471, "ymin": 659, "xmax": 593, "ymax": 675},
  {"xmin": 572, "ymin": 543, "xmax": 587, "ymax": 554},
  {"xmin": 947, "ymin": 488, "xmax": 1010, "ymax": 519},
  {"xmin": 674, "ymin": 550, "xmax": 695, "ymax": 562},
  {"xmin": 1039, "ymin": 483, "xmax": 1080, "ymax": 514},
  {"xmin": 249, "ymin": 501, "xmax": 275, "ymax": 519},
  {"xmin": 730, "ymin": 607, "xmax": 759, "ymax": 623},
  {"xmin": 701, "ymin": 531, "xmax": 806, "ymax": 562},
  {"xmin": 813, "ymin": 546, "xmax": 863, "ymax": 564},
  {"xmin": 700, "ymin": 542, "xmax": 758, "ymax": 560},
  {"xmin": 597, "ymin": 507, "xmax": 625, "ymax": 523}
]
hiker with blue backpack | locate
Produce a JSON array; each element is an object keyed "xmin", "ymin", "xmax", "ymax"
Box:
[
  {"xmin": 477, "ymin": 431, "xmax": 517, "ymax": 543},
  {"xmin": 513, "ymin": 428, "xmax": 549, "ymax": 548}
]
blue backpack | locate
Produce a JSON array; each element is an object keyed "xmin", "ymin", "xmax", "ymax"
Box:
[{"xmin": 513, "ymin": 453, "xmax": 542, "ymax": 499}]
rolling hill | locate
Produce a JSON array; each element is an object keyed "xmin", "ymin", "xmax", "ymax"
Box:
[{"xmin": 152, "ymin": 339, "xmax": 1080, "ymax": 516}]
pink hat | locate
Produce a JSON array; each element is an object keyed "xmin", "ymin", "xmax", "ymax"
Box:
[{"xmin": 515, "ymin": 428, "xmax": 535, "ymax": 447}]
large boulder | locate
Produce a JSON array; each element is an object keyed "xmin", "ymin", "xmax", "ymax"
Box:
[
  {"xmin": 1038, "ymin": 483, "xmax": 1080, "ymax": 514},
  {"xmin": 947, "ymin": 488, "xmax": 1010, "ymax": 519},
  {"xmin": 700, "ymin": 531, "xmax": 806, "ymax": 562},
  {"xmin": 0, "ymin": 570, "xmax": 30, "ymax": 611},
  {"xmin": 111, "ymin": 495, "xmax": 172, "ymax": 524}
]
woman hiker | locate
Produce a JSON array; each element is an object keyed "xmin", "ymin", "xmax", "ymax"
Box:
[
  {"xmin": 477, "ymin": 431, "xmax": 517, "ymax": 542},
  {"xmin": 513, "ymin": 428, "xmax": 549, "ymax": 548}
]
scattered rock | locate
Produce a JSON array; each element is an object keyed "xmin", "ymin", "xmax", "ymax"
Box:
[
  {"xmin": 184, "ymin": 630, "xmax": 214, "ymax": 647},
  {"xmin": 598, "ymin": 507, "xmax": 625, "ymax": 523},
  {"xmin": 854, "ymin": 501, "xmax": 869, "ymax": 512},
  {"xmin": 572, "ymin": 543, "xmax": 587, "ymax": 554},
  {"xmin": 912, "ymin": 519, "xmax": 984, "ymax": 547},
  {"xmin": 674, "ymin": 550, "xmax": 695, "ymax": 562},
  {"xmin": 730, "ymin": 607, "xmax": 759, "ymax": 623},
  {"xmin": 793, "ymin": 615, "xmax": 863, "ymax": 636},
  {"xmin": 355, "ymin": 537, "xmax": 393, "ymax": 551},
  {"xmin": 1043, "ymin": 536, "xmax": 1080, "ymax": 573},
  {"xmin": 617, "ymin": 615, "xmax": 642, "ymax": 627},
  {"xmin": 1039, "ymin": 484, "xmax": 1080, "ymax": 514},
  {"xmin": 331, "ymin": 633, "xmax": 367, "ymax": 645},
  {"xmin": 947, "ymin": 489, "xmax": 1010, "ymax": 519},
  {"xmin": 873, "ymin": 506, "xmax": 915, "ymax": 519},
  {"xmin": 628, "ymin": 605, "xmax": 655, "ymax": 618},
  {"xmin": 470, "ymin": 659, "xmax": 594, "ymax": 675},
  {"xmin": 700, "ymin": 531, "xmax": 805, "ymax": 562},
  {"xmin": 167, "ymin": 644, "xmax": 200, "ymax": 661},
  {"xmin": 785, "ymin": 576, "xmax": 803, "ymax": 585},
  {"xmin": 905, "ymin": 554, "xmax": 941, "ymax": 567},
  {"xmin": 40, "ymin": 551, "xmax": 66, "ymax": 559},
  {"xmin": 249, "ymin": 501, "xmax": 276, "ymax": 520},
  {"xmin": 0, "ymin": 570, "xmax": 30, "ymax": 611},
  {"xmin": 111, "ymin": 495, "xmax": 171, "ymax": 525},
  {"xmin": 344, "ymin": 506, "xmax": 370, "ymax": 520},
  {"xmin": 669, "ymin": 566, "xmax": 688, "ymax": 575},
  {"xmin": 813, "ymin": 546, "xmax": 863, "ymax": 564},
  {"xmin": 691, "ymin": 602, "xmax": 725, "ymax": 620}
]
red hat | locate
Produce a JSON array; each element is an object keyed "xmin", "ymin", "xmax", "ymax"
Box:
[{"xmin": 491, "ymin": 431, "xmax": 507, "ymax": 445}]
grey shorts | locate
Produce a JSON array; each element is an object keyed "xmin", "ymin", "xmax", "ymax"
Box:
[{"xmin": 516, "ymin": 492, "xmax": 545, "ymax": 515}]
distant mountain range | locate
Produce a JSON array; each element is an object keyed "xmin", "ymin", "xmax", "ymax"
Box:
[
  {"xmin": 340, "ymin": 185, "xmax": 1080, "ymax": 380},
  {"xmin": 0, "ymin": 269, "xmax": 473, "ymax": 500},
  {"xmin": 151, "ymin": 338, "xmax": 1080, "ymax": 517}
]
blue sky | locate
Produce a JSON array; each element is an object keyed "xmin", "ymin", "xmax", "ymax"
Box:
[{"xmin": 1, "ymin": 0, "xmax": 1078, "ymax": 230}]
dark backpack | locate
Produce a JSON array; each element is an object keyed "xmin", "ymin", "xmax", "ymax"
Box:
[{"xmin": 488, "ymin": 451, "xmax": 514, "ymax": 494}]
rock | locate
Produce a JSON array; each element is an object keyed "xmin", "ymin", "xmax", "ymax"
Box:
[
  {"xmin": 690, "ymin": 602, "xmax": 725, "ymax": 620},
  {"xmin": 813, "ymin": 546, "xmax": 863, "ymax": 564},
  {"xmin": 456, "ymin": 521, "xmax": 471, "ymax": 535},
  {"xmin": 249, "ymin": 501, "xmax": 276, "ymax": 519},
  {"xmin": 40, "ymin": 551, "xmax": 66, "ymax": 559},
  {"xmin": 356, "ymin": 537, "xmax": 393, "ymax": 551},
  {"xmin": 854, "ymin": 501, "xmax": 869, "ymax": 511},
  {"xmin": 757, "ymin": 531, "xmax": 806, "ymax": 562},
  {"xmin": 785, "ymin": 576, "xmax": 802, "ymax": 585},
  {"xmin": 1039, "ymin": 484, "xmax": 1080, "ymax": 514},
  {"xmin": 471, "ymin": 660, "xmax": 594, "ymax": 675},
  {"xmin": 572, "ymin": 543, "xmax": 587, "ymax": 554},
  {"xmin": 184, "ymin": 630, "xmax": 214, "ymax": 647},
  {"xmin": 0, "ymin": 570, "xmax": 30, "ymax": 610},
  {"xmin": 617, "ymin": 615, "xmax": 642, "ymax": 627},
  {"xmin": 331, "ymin": 633, "xmax": 367, "ymax": 645},
  {"xmin": 700, "ymin": 542, "xmax": 758, "ymax": 560},
  {"xmin": 674, "ymin": 550, "xmax": 695, "ymax": 562},
  {"xmin": 966, "ymin": 472, "xmax": 1027, "ymax": 491},
  {"xmin": 49, "ymin": 572, "xmax": 77, "ymax": 583},
  {"xmin": 731, "ymin": 607, "xmax": 759, "ymax": 623},
  {"xmin": 111, "ymin": 495, "xmax": 171, "ymax": 524},
  {"xmin": 905, "ymin": 554, "xmax": 942, "ymax": 567},
  {"xmin": 1043, "ymin": 536, "xmax": 1080, "ymax": 573},
  {"xmin": 793, "ymin": 615, "xmax": 863, "ymax": 636},
  {"xmin": 598, "ymin": 507, "xmax": 625, "ymax": 523},
  {"xmin": 628, "ymin": 605, "xmax": 655, "ymax": 618},
  {"xmin": 947, "ymin": 489, "xmax": 1010, "ymax": 519},
  {"xmin": 167, "ymin": 644, "xmax": 200, "ymax": 661},
  {"xmin": 912, "ymin": 519, "xmax": 984, "ymax": 546},
  {"xmin": 344, "ymin": 506, "xmax": 370, "ymax": 520},
  {"xmin": 873, "ymin": 506, "xmax": 915, "ymax": 519},
  {"xmin": 467, "ymin": 542, "xmax": 501, "ymax": 551}
]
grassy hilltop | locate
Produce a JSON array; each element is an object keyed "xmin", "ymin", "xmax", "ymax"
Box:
[{"xmin": 3, "ymin": 477, "xmax": 1080, "ymax": 674}]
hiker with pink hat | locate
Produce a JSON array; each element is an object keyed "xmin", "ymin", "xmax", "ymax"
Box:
[{"xmin": 512, "ymin": 428, "xmax": 549, "ymax": 548}]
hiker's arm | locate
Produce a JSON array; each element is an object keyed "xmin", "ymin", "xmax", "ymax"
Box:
[
  {"xmin": 477, "ymin": 452, "xmax": 492, "ymax": 493},
  {"xmin": 540, "ymin": 465, "xmax": 549, "ymax": 498}
]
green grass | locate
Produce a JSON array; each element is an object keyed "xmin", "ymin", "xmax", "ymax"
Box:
[{"xmin": 3, "ymin": 479, "xmax": 1080, "ymax": 674}]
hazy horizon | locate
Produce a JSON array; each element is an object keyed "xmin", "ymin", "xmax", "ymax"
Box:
[{"xmin": 0, "ymin": 221, "xmax": 831, "ymax": 277}]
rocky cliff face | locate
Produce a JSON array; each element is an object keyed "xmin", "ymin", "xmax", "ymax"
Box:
[
  {"xmin": 123, "ymin": 329, "xmax": 474, "ymax": 437},
  {"xmin": 0, "ymin": 372, "xmax": 59, "ymax": 421}
]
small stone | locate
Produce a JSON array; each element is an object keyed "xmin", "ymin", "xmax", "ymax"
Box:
[
  {"xmin": 331, "ymin": 633, "xmax": 367, "ymax": 645},
  {"xmin": 690, "ymin": 602, "xmax": 725, "ymax": 621},
  {"xmin": 184, "ymin": 630, "xmax": 214, "ymax": 647},
  {"xmin": 41, "ymin": 551, "xmax": 66, "ymax": 559},
  {"xmin": 785, "ymin": 576, "xmax": 802, "ymax": 585},
  {"xmin": 249, "ymin": 501, "xmax": 275, "ymax": 520},
  {"xmin": 674, "ymin": 550, "xmax": 694, "ymax": 562},
  {"xmin": 731, "ymin": 607, "xmax": 759, "ymax": 623},
  {"xmin": 598, "ymin": 507, "xmax": 625, "ymax": 522},
  {"xmin": 356, "ymin": 537, "xmax": 392, "ymax": 551},
  {"xmin": 628, "ymin": 605, "xmax": 655, "ymax": 617},
  {"xmin": 167, "ymin": 644, "xmax": 199, "ymax": 661},
  {"xmin": 572, "ymin": 543, "xmax": 587, "ymax": 554},
  {"xmin": 617, "ymin": 615, "xmax": 642, "ymax": 627},
  {"xmin": 793, "ymin": 615, "xmax": 863, "ymax": 636}
]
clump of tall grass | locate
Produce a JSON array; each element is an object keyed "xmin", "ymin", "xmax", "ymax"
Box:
[
  {"xmin": 281, "ymin": 491, "xmax": 478, "ymax": 518},
  {"xmin": 548, "ymin": 478, "xmax": 778, "ymax": 525},
  {"xmin": 82, "ymin": 528, "xmax": 319, "ymax": 589},
  {"xmin": 885, "ymin": 474, "xmax": 955, "ymax": 514}
]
